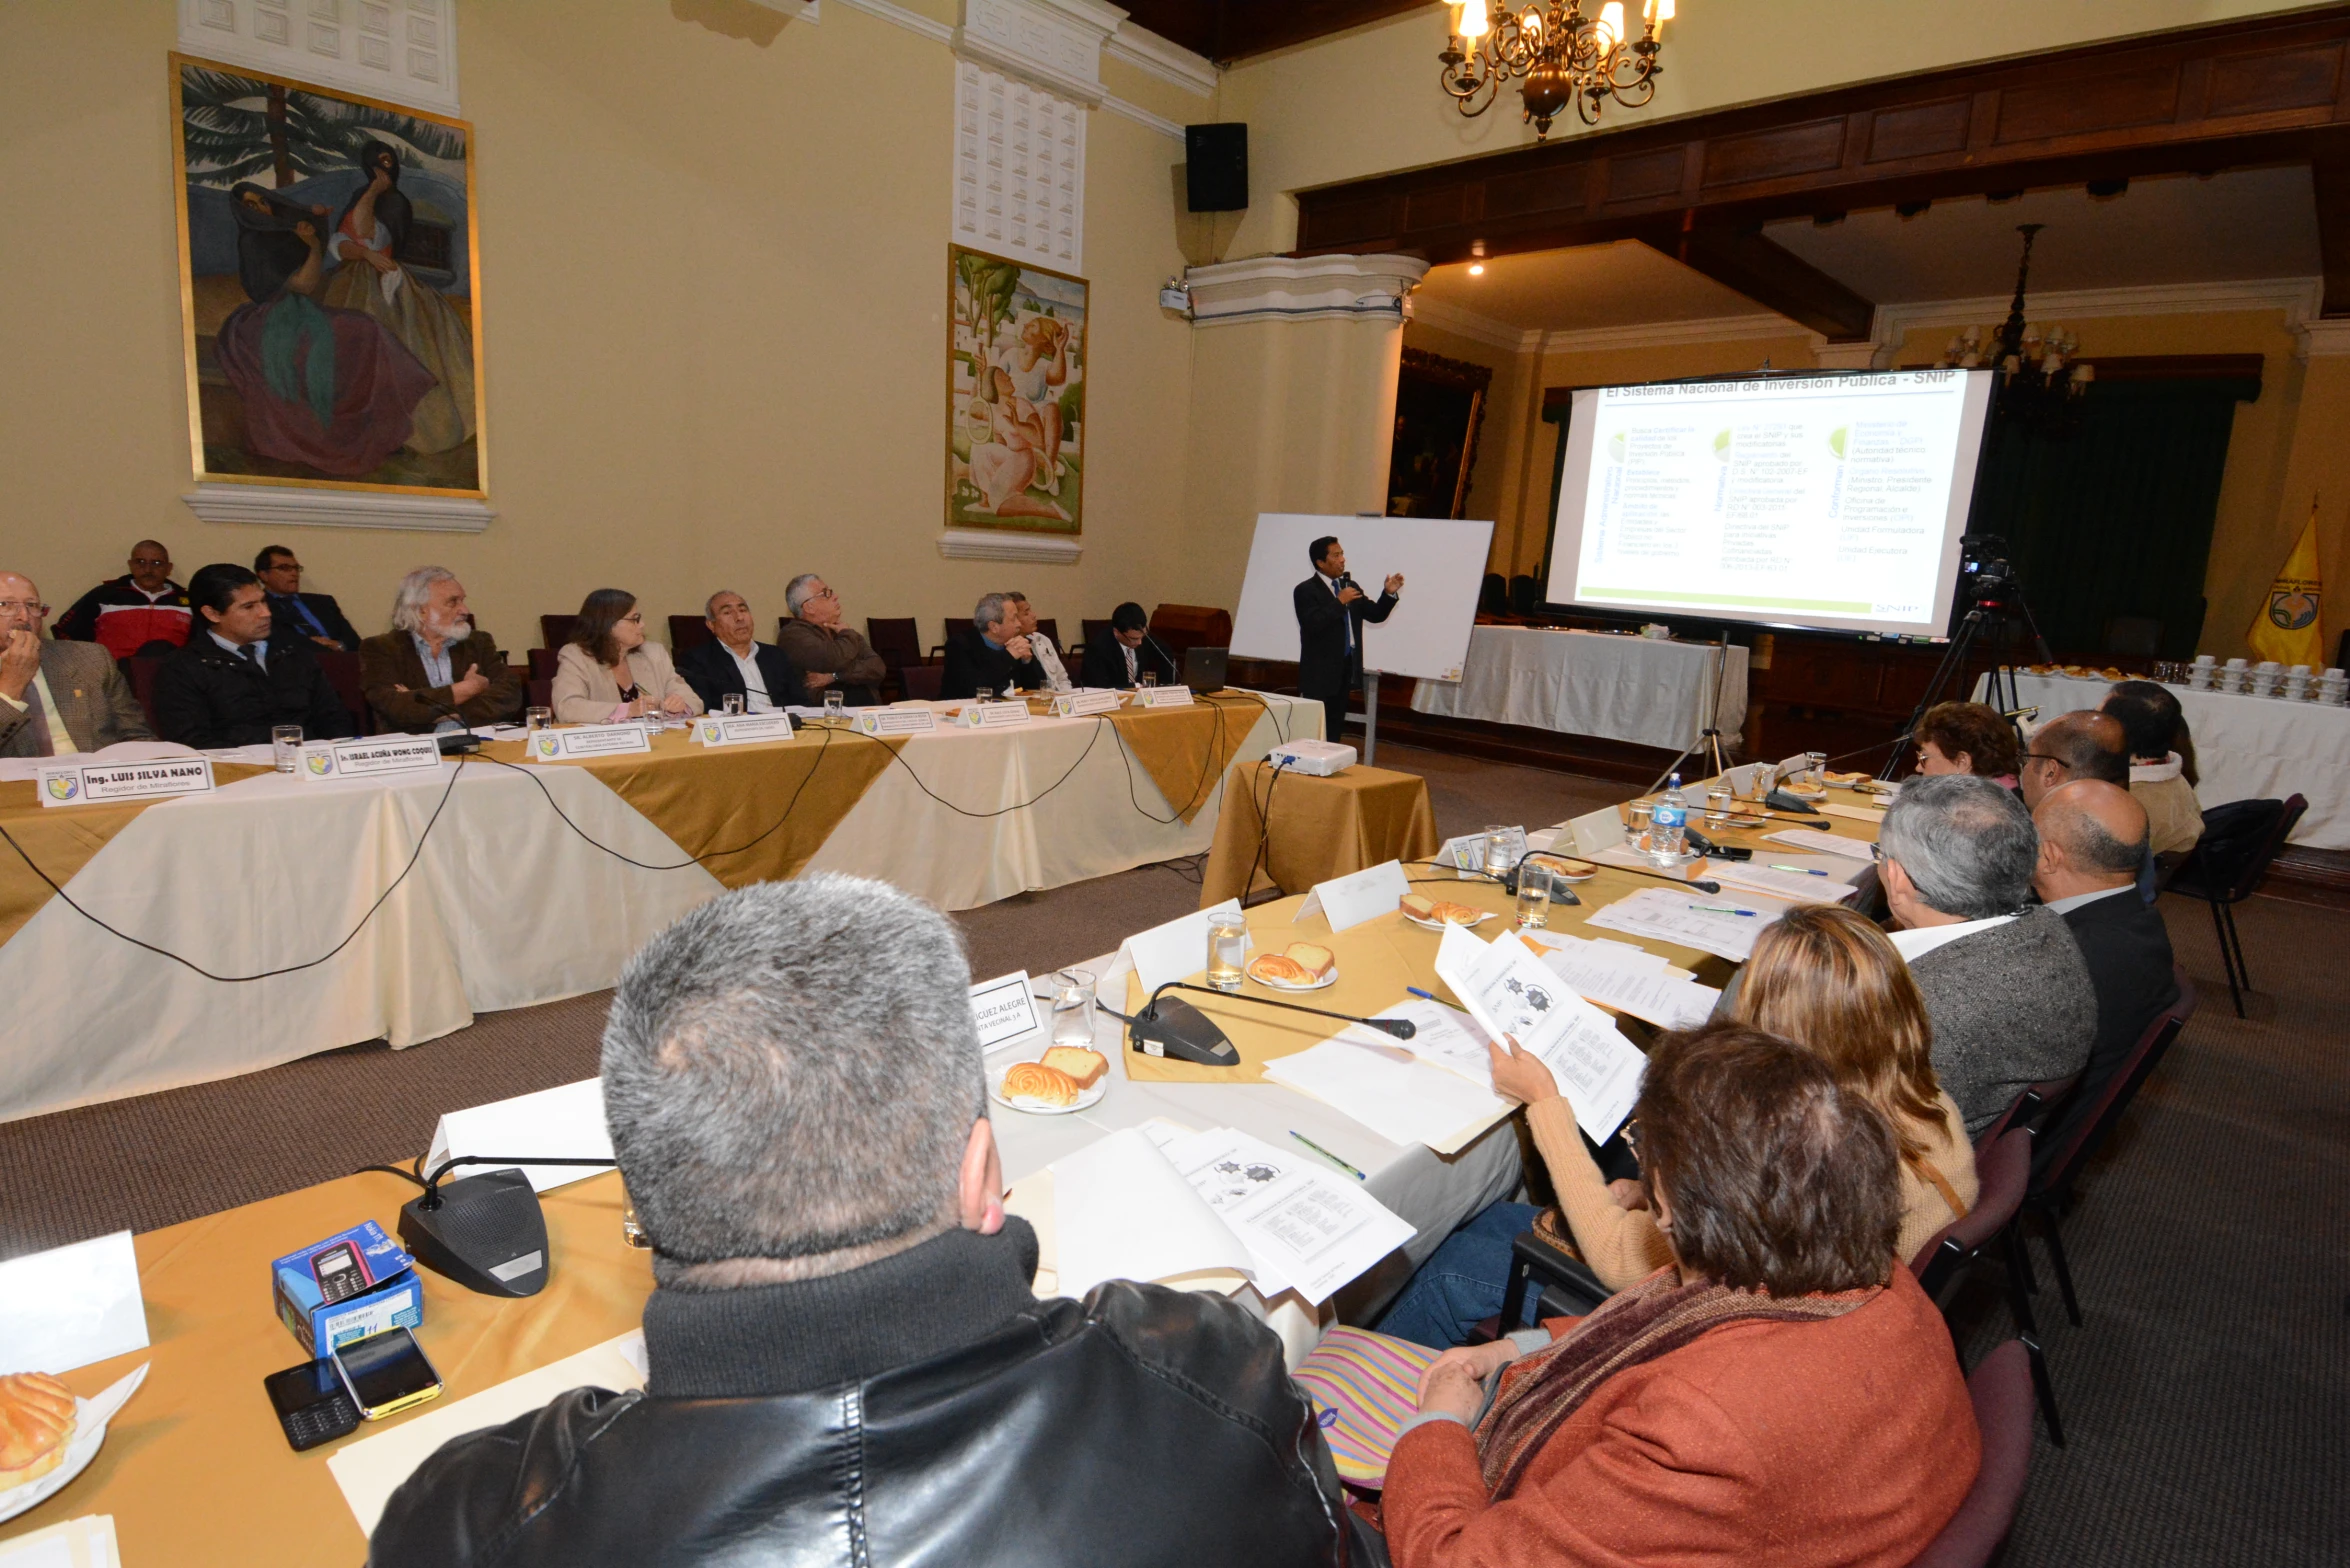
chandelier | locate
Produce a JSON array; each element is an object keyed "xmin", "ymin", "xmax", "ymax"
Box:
[
  {"xmin": 1439, "ymin": 0, "xmax": 1674, "ymax": 139},
  {"xmin": 1937, "ymin": 223, "xmax": 2094, "ymax": 438}
]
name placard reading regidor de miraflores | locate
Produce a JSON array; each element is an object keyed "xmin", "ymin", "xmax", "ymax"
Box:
[
  {"xmin": 525, "ymin": 722, "xmax": 655, "ymax": 762},
  {"xmin": 299, "ymin": 734, "xmax": 443, "ymax": 782},
  {"xmin": 692, "ymin": 713, "xmax": 800, "ymax": 747},
  {"xmin": 38, "ymin": 755, "xmax": 215, "ymax": 808}
]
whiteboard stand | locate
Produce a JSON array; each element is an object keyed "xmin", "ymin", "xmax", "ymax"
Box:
[{"xmin": 1350, "ymin": 669, "xmax": 1381, "ymax": 765}]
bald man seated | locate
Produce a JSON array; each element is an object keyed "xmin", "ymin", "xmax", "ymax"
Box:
[
  {"xmin": 2019, "ymin": 710, "xmax": 2128, "ymax": 809},
  {"xmin": 0, "ymin": 571, "xmax": 154, "ymax": 758},
  {"xmin": 2031, "ymin": 778, "xmax": 2179, "ymax": 1172}
]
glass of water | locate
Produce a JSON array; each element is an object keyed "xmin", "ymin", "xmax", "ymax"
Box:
[
  {"xmin": 1627, "ymin": 801, "xmax": 1654, "ymax": 848},
  {"xmin": 722, "ymin": 692, "xmax": 745, "ymax": 716},
  {"xmin": 1515, "ymin": 866, "xmax": 1551, "ymax": 930},
  {"xmin": 1483, "ymin": 824, "xmax": 1517, "ymax": 877},
  {"xmin": 1206, "ymin": 914, "xmax": 1248, "ymax": 992},
  {"xmin": 1704, "ymin": 785, "xmax": 1732, "ymax": 823},
  {"xmin": 525, "ymin": 705, "xmax": 552, "ymax": 733},
  {"xmin": 272, "ymin": 724, "xmax": 303, "ymax": 773},
  {"xmin": 1050, "ymin": 968, "xmax": 1097, "ymax": 1047},
  {"xmin": 825, "ymin": 689, "xmax": 845, "ymax": 723},
  {"xmin": 1140, "ymin": 671, "xmax": 1159, "ymax": 690}
]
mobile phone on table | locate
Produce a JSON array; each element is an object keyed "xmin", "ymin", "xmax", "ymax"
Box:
[
  {"xmin": 331, "ymin": 1326, "xmax": 445, "ymax": 1422},
  {"xmin": 264, "ymin": 1357, "xmax": 362, "ymax": 1452}
]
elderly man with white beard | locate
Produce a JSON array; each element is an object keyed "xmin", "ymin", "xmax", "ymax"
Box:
[{"xmin": 359, "ymin": 566, "xmax": 524, "ymax": 732}]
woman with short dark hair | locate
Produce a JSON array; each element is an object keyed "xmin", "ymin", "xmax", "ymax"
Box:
[
  {"xmin": 1914, "ymin": 699, "xmax": 2022, "ymax": 785},
  {"xmin": 551, "ymin": 588, "xmax": 703, "ymax": 724},
  {"xmin": 1380, "ymin": 1024, "xmax": 1978, "ymax": 1567}
]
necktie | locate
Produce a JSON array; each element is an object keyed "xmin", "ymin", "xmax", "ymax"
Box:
[
  {"xmin": 1337, "ymin": 581, "xmax": 1354, "ymax": 656},
  {"xmin": 287, "ymin": 596, "xmax": 326, "ymax": 639},
  {"xmin": 240, "ymin": 643, "xmax": 264, "ymax": 673}
]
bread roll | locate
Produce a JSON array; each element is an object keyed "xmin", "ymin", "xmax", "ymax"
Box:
[
  {"xmin": 1431, "ymin": 899, "xmax": 1482, "ymax": 924},
  {"xmin": 1001, "ymin": 1061, "xmax": 1079, "ymax": 1107},
  {"xmin": 0, "ymin": 1371, "xmax": 76, "ymax": 1489},
  {"xmin": 1039, "ymin": 1046, "xmax": 1106, "ymax": 1090},
  {"xmin": 1249, "ymin": 954, "xmax": 1312, "ymax": 986},
  {"xmin": 1286, "ymin": 943, "xmax": 1335, "ymax": 979}
]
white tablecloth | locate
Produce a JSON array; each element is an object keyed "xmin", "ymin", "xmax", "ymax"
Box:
[
  {"xmin": 0, "ymin": 695, "xmax": 1319, "ymax": 1124},
  {"xmin": 1411, "ymin": 626, "xmax": 1750, "ymax": 751},
  {"xmin": 1977, "ymin": 672, "xmax": 2350, "ymax": 849}
]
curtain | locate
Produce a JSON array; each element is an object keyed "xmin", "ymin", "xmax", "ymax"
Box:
[{"xmin": 1968, "ymin": 376, "xmax": 2259, "ymax": 660}]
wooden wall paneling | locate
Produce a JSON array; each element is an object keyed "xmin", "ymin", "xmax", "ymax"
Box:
[{"xmin": 2312, "ymin": 127, "xmax": 2350, "ymax": 316}]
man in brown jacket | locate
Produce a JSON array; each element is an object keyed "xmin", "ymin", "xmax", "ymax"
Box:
[
  {"xmin": 360, "ymin": 566, "xmax": 523, "ymax": 732},
  {"xmin": 0, "ymin": 571, "xmax": 155, "ymax": 756},
  {"xmin": 774, "ymin": 573, "xmax": 885, "ymax": 705}
]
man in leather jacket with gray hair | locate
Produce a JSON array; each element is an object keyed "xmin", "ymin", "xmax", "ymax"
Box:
[{"xmin": 369, "ymin": 873, "xmax": 1373, "ymax": 1567}]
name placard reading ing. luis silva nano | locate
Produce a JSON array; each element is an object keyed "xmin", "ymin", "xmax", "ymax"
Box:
[{"xmin": 38, "ymin": 756, "xmax": 215, "ymax": 808}]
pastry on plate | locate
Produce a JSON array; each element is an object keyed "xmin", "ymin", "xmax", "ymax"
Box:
[
  {"xmin": 1000, "ymin": 1061, "xmax": 1079, "ymax": 1107},
  {"xmin": 1039, "ymin": 1045, "xmax": 1106, "ymax": 1089},
  {"xmin": 1286, "ymin": 942, "xmax": 1335, "ymax": 979},
  {"xmin": 1400, "ymin": 893, "xmax": 1483, "ymax": 924},
  {"xmin": 1249, "ymin": 953, "xmax": 1315, "ymax": 985},
  {"xmin": 0, "ymin": 1371, "xmax": 76, "ymax": 1490}
]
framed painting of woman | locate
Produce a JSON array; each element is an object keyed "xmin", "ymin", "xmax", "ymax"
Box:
[{"xmin": 171, "ymin": 55, "xmax": 486, "ymax": 496}]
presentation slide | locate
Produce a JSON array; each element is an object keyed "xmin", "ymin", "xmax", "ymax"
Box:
[{"xmin": 1545, "ymin": 369, "xmax": 1995, "ymax": 639}]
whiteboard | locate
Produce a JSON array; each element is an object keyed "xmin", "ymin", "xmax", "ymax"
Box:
[{"xmin": 1230, "ymin": 513, "xmax": 1495, "ymax": 683}]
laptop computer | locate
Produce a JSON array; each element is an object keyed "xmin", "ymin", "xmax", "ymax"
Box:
[{"xmin": 1183, "ymin": 645, "xmax": 1228, "ymax": 694}]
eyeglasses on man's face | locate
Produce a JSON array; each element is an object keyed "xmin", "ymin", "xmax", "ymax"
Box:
[{"xmin": 2022, "ymin": 752, "xmax": 2070, "ymax": 771}]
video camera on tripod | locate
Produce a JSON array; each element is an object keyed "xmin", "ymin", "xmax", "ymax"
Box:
[
  {"xmin": 1957, "ymin": 534, "xmax": 2022, "ymax": 611},
  {"xmin": 1876, "ymin": 534, "xmax": 2054, "ymax": 780}
]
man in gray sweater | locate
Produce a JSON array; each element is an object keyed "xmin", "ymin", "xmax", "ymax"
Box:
[{"xmin": 1878, "ymin": 774, "xmax": 2097, "ymax": 1136}]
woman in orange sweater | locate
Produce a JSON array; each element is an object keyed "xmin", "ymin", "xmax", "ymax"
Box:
[{"xmin": 1380, "ymin": 1024, "xmax": 1979, "ymax": 1567}]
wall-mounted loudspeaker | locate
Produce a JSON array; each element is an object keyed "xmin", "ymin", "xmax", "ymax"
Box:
[{"xmin": 1185, "ymin": 123, "xmax": 1248, "ymax": 213}]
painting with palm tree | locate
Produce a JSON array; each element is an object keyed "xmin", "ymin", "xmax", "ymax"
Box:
[
  {"xmin": 947, "ymin": 245, "xmax": 1085, "ymax": 535},
  {"xmin": 171, "ymin": 54, "xmax": 485, "ymax": 496}
]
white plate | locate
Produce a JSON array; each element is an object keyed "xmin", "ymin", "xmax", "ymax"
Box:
[
  {"xmin": 1247, "ymin": 958, "xmax": 1338, "ymax": 991},
  {"xmin": 1401, "ymin": 909, "xmax": 1495, "ymax": 931},
  {"xmin": 0, "ymin": 1363, "xmax": 147, "ymax": 1526},
  {"xmin": 988, "ymin": 1059, "xmax": 1108, "ymax": 1116}
]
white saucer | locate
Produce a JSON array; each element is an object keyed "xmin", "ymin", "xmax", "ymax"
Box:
[
  {"xmin": 1248, "ymin": 959, "xmax": 1339, "ymax": 991},
  {"xmin": 1401, "ymin": 909, "xmax": 1495, "ymax": 931}
]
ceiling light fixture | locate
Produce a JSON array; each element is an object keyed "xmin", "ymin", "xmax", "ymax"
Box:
[
  {"xmin": 1440, "ymin": 0, "xmax": 1675, "ymax": 140},
  {"xmin": 1469, "ymin": 263, "xmax": 1486, "ymax": 274},
  {"xmin": 1936, "ymin": 223, "xmax": 2093, "ymax": 439}
]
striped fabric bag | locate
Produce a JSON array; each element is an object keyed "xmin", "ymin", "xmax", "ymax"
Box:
[{"xmin": 1292, "ymin": 1327, "xmax": 1444, "ymax": 1487}]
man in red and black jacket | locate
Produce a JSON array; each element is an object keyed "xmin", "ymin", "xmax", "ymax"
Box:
[{"xmin": 55, "ymin": 540, "xmax": 194, "ymax": 660}]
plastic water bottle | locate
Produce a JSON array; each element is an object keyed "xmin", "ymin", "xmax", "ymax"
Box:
[{"xmin": 1651, "ymin": 773, "xmax": 1689, "ymax": 862}]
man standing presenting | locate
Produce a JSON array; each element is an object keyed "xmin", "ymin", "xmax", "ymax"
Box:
[
  {"xmin": 677, "ymin": 590, "xmax": 808, "ymax": 714},
  {"xmin": 0, "ymin": 572, "xmax": 153, "ymax": 757},
  {"xmin": 774, "ymin": 574, "xmax": 886, "ymax": 706},
  {"xmin": 55, "ymin": 540, "xmax": 193, "ymax": 659},
  {"xmin": 1293, "ymin": 534, "xmax": 1401, "ymax": 742},
  {"xmin": 255, "ymin": 546, "xmax": 361, "ymax": 652},
  {"xmin": 360, "ymin": 566, "xmax": 522, "ymax": 733}
]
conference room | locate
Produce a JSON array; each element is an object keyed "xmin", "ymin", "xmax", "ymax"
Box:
[{"xmin": 2, "ymin": 3, "xmax": 2344, "ymax": 1565}]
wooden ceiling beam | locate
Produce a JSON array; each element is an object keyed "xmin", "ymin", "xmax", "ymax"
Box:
[{"xmin": 1649, "ymin": 222, "xmax": 1877, "ymax": 341}]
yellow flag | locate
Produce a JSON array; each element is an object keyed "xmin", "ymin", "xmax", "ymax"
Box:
[{"xmin": 2247, "ymin": 501, "xmax": 2325, "ymax": 666}]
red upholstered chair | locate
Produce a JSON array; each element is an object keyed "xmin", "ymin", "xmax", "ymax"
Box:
[
  {"xmin": 313, "ymin": 648, "xmax": 372, "ymax": 736},
  {"xmin": 1081, "ymin": 618, "xmax": 1113, "ymax": 661},
  {"xmin": 526, "ymin": 648, "xmax": 560, "ymax": 683},
  {"xmin": 1911, "ymin": 1129, "xmax": 2060, "ymax": 1445},
  {"xmin": 1905, "ymin": 1341, "xmax": 2035, "ymax": 1568},
  {"xmin": 668, "ymin": 615, "xmax": 714, "ymax": 654},
  {"xmin": 1034, "ymin": 617, "xmax": 1059, "ymax": 649},
  {"xmin": 124, "ymin": 656, "xmax": 165, "ymax": 734},
  {"xmin": 539, "ymin": 613, "xmax": 579, "ymax": 651},
  {"xmin": 901, "ymin": 663, "xmax": 945, "ymax": 701},
  {"xmin": 1973, "ymin": 1070, "xmax": 2081, "ymax": 1152},
  {"xmin": 865, "ymin": 617, "xmax": 925, "ymax": 700},
  {"xmin": 527, "ymin": 676, "xmax": 553, "ymax": 713}
]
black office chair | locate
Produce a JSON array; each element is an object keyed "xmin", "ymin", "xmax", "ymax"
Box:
[
  {"xmin": 2165, "ymin": 796, "xmax": 2306, "ymax": 1015},
  {"xmin": 1479, "ymin": 572, "xmax": 1508, "ymax": 615},
  {"xmin": 2103, "ymin": 616, "xmax": 2161, "ymax": 659}
]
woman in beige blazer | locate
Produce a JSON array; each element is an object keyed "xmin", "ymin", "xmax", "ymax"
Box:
[{"xmin": 550, "ymin": 589, "xmax": 705, "ymax": 724}]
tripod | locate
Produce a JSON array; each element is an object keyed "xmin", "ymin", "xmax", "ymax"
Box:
[
  {"xmin": 1878, "ymin": 585, "xmax": 2054, "ymax": 781},
  {"xmin": 1647, "ymin": 628, "xmax": 1735, "ymax": 795}
]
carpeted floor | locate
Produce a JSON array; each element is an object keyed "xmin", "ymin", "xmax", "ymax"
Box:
[{"xmin": 0, "ymin": 747, "xmax": 2339, "ymax": 1563}]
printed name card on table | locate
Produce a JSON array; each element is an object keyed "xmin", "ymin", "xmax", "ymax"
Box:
[
  {"xmin": 36, "ymin": 755, "xmax": 213, "ymax": 808},
  {"xmin": 957, "ymin": 700, "xmax": 1032, "ymax": 729},
  {"xmin": 1438, "ymin": 826, "xmax": 1525, "ymax": 872},
  {"xmin": 969, "ymin": 970, "xmax": 1042, "ymax": 1050},
  {"xmin": 1296, "ymin": 859, "xmax": 1412, "ymax": 934},
  {"xmin": 691, "ymin": 712, "xmax": 800, "ymax": 747},
  {"xmin": 424, "ymin": 1078, "xmax": 613, "ymax": 1193},
  {"xmin": 1121, "ymin": 898, "xmax": 1250, "ymax": 994},
  {"xmin": 0, "ymin": 1231, "xmax": 150, "ymax": 1374},
  {"xmin": 524, "ymin": 722, "xmax": 653, "ymax": 762},
  {"xmin": 1050, "ymin": 689, "xmax": 1123, "ymax": 718},
  {"xmin": 854, "ymin": 705, "xmax": 938, "ymax": 736},
  {"xmin": 1132, "ymin": 686, "xmax": 1194, "ymax": 708},
  {"xmin": 298, "ymin": 734, "xmax": 442, "ymax": 782}
]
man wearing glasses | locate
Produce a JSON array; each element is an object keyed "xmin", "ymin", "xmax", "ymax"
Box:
[
  {"xmin": 773, "ymin": 574, "xmax": 885, "ymax": 706},
  {"xmin": 54, "ymin": 541, "xmax": 194, "ymax": 660},
  {"xmin": 0, "ymin": 572, "xmax": 154, "ymax": 757},
  {"xmin": 2018, "ymin": 710, "xmax": 2127, "ymax": 809}
]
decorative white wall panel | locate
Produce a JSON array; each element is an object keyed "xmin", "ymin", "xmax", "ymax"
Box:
[
  {"xmin": 177, "ymin": 0, "xmax": 460, "ymax": 113},
  {"xmin": 953, "ymin": 61, "xmax": 1085, "ymax": 274}
]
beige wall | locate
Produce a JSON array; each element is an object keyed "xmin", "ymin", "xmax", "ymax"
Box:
[
  {"xmin": 1215, "ymin": 0, "xmax": 2316, "ymax": 257},
  {"xmin": 0, "ymin": 0, "xmax": 1210, "ymax": 655},
  {"xmin": 1396, "ymin": 318, "xmax": 1531, "ymax": 577}
]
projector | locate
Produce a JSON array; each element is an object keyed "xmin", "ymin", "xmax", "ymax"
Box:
[{"xmin": 1268, "ymin": 740, "xmax": 1356, "ymax": 776}]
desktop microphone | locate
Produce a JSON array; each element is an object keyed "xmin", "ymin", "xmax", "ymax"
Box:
[
  {"xmin": 397, "ymin": 1154, "xmax": 618, "ymax": 1297},
  {"xmin": 1143, "ymin": 630, "xmax": 1181, "ymax": 683},
  {"xmin": 413, "ymin": 692, "xmax": 484, "ymax": 754},
  {"xmin": 1103, "ymin": 980, "xmax": 1416, "ymax": 1068}
]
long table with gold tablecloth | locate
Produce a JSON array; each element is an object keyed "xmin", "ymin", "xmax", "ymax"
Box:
[
  {"xmin": 0, "ymin": 791, "xmax": 1887, "ymax": 1566},
  {"xmin": 0, "ymin": 693, "xmax": 1318, "ymax": 1125},
  {"xmin": 1196, "ymin": 760, "xmax": 1441, "ymax": 909}
]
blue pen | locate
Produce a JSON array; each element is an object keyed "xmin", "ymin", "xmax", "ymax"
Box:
[
  {"xmin": 1768, "ymin": 864, "xmax": 1829, "ymax": 877},
  {"xmin": 1693, "ymin": 905, "xmax": 1758, "ymax": 916},
  {"xmin": 1406, "ymin": 985, "xmax": 1438, "ymax": 1001}
]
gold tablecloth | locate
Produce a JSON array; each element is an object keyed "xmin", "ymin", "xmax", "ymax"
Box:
[
  {"xmin": 0, "ymin": 766, "xmax": 272, "ymax": 946},
  {"xmin": 1103, "ymin": 693, "xmax": 1278, "ymax": 827},
  {"xmin": 1196, "ymin": 761, "xmax": 1440, "ymax": 909}
]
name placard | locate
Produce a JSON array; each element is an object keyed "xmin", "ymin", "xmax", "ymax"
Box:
[
  {"xmin": 957, "ymin": 700, "xmax": 1032, "ymax": 729},
  {"xmin": 853, "ymin": 706, "xmax": 938, "ymax": 736},
  {"xmin": 38, "ymin": 756, "xmax": 214, "ymax": 808},
  {"xmin": 1133, "ymin": 686, "xmax": 1195, "ymax": 708},
  {"xmin": 1297, "ymin": 858, "xmax": 1412, "ymax": 934},
  {"xmin": 969, "ymin": 970, "xmax": 1042, "ymax": 1050},
  {"xmin": 691, "ymin": 713, "xmax": 799, "ymax": 747},
  {"xmin": 525, "ymin": 722, "xmax": 653, "ymax": 762},
  {"xmin": 1050, "ymin": 690, "xmax": 1124, "ymax": 718},
  {"xmin": 300, "ymin": 734, "xmax": 442, "ymax": 782}
]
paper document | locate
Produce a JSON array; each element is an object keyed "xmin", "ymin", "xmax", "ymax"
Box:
[
  {"xmin": 1050, "ymin": 1128, "xmax": 1259, "ymax": 1298},
  {"xmin": 1432, "ymin": 924, "xmax": 1647, "ymax": 1142},
  {"xmin": 1582, "ymin": 885, "xmax": 1788, "ymax": 962},
  {"xmin": 1161, "ymin": 1128, "xmax": 1414, "ymax": 1304},
  {"xmin": 0, "ymin": 1232, "xmax": 148, "ymax": 1376},
  {"xmin": 1264, "ymin": 1038, "xmax": 1511, "ymax": 1153},
  {"xmin": 1347, "ymin": 997, "xmax": 1499, "ymax": 1086},
  {"xmin": 1764, "ymin": 828, "xmax": 1877, "ymax": 862},
  {"xmin": 1523, "ymin": 932, "xmax": 1720, "ymax": 1030},
  {"xmin": 1819, "ymin": 801, "xmax": 1887, "ymax": 825},
  {"xmin": 1703, "ymin": 862, "xmax": 1863, "ymax": 905},
  {"xmin": 0, "ymin": 1514, "xmax": 120, "ymax": 1568}
]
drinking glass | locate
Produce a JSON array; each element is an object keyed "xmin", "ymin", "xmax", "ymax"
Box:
[
  {"xmin": 272, "ymin": 724, "xmax": 303, "ymax": 773},
  {"xmin": 1206, "ymin": 914, "xmax": 1248, "ymax": 993},
  {"xmin": 1483, "ymin": 824, "xmax": 1517, "ymax": 877},
  {"xmin": 722, "ymin": 693, "xmax": 745, "ymax": 716},
  {"xmin": 1050, "ymin": 968, "xmax": 1097, "ymax": 1047},
  {"xmin": 1704, "ymin": 785, "xmax": 1732, "ymax": 823},
  {"xmin": 1515, "ymin": 867, "xmax": 1552, "ymax": 930},
  {"xmin": 825, "ymin": 689, "xmax": 845, "ymax": 723},
  {"xmin": 525, "ymin": 705, "xmax": 552, "ymax": 732},
  {"xmin": 620, "ymin": 1183, "xmax": 651, "ymax": 1250},
  {"xmin": 1140, "ymin": 671, "xmax": 1160, "ymax": 690},
  {"xmin": 1627, "ymin": 801, "xmax": 1654, "ymax": 842}
]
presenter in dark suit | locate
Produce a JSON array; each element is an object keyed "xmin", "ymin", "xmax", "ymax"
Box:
[
  {"xmin": 677, "ymin": 589, "xmax": 809, "ymax": 715},
  {"xmin": 1293, "ymin": 535, "xmax": 1401, "ymax": 742},
  {"xmin": 2030, "ymin": 779, "xmax": 2179, "ymax": 1173},
  {"xmin": 254, "ymin": 546, "xmax": 362, "ymax": 652},
  {"xmin": 941, "ymin": 592, "xmax": 1045, "ymax": 700},
  {"xmin": 1079, "ymin": 601, "xmax": 1175, "ymax": 689}
]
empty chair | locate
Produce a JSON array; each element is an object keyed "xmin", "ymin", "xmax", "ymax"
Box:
[
  {"xmin": 526, "ymin": 647, "xmax": 560, "ymax": 683},
  {"xmin": 1479, "ymin": 571, "xmax": 1507, "ymax": 615},
  {"xmin": 1080, "ymin": 617, "xmax": 1113, "ymax": 658},
  {"xmin": 124, "ymin": 655, "xmax": 167, "ymax": 733},
  {"xmin": 313, "ymin": 648, "xmax": 372, "ymax": 736},
  {"xmin": 1034, "ymin": 616, "xmax": 1059, "ymax": 649},
  {"xmin": 2165, "ymin": 795, "xmax": 2306, "ymax": 1015},
  {"xmin": 2103, "ymin": 615, "xmax": 2161, "ymax": 659},
  {"xmin": 901, "ymin": 663, "xmax": 944, "ymax": 701},
  {"xmin": 1906, "ymin": 1341, "xmax": 2035, "ymax": 1568},
  {"xmin": 1912, "ymin": 1129, "xmax": 2060, "ymax": 1445},
  {"xmin": 668, "ymin": 615, "xmax": 714, "ymax": 655},
  {"xmin": 527, "ymin": 675, "xmax": 553, "ymax": 713},
  {"xmin": 865, "ymin": 616, "xmax": 923, "ymax": 680},
  {"xmin": 539, "ymin": 613, "xmax": 579, "ymax": 651},
  {"xmin": 1508, "ymin": 574, "xmax": 1539, "ymax": 614}
]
